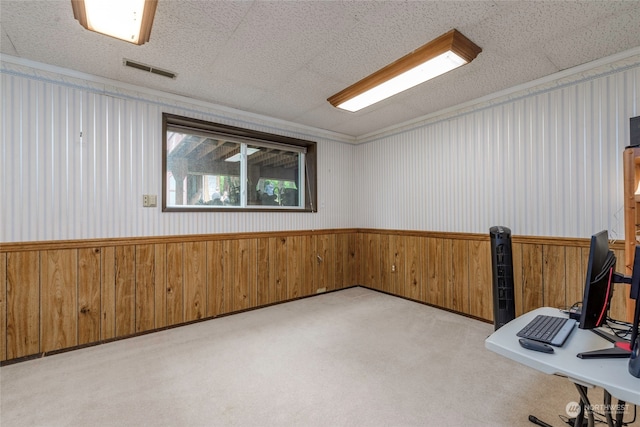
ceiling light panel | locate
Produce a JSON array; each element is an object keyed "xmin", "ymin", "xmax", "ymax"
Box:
[
  {"xmin": 328, "ymin": 29, "xmax": 481, "ymax": 112},
  {"xmin": 71, "ymin": 0, "xmax": 157, "ymax": 45}
]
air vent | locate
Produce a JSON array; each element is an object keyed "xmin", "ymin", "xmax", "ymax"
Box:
[{"xmin": 123, "ymin": 59, "xmax": 177, "ymax": 79}]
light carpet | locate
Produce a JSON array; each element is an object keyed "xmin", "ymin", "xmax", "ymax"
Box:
[{"xmin": 1, "ymin": 287, "xmax": 637, "ymax": 427}]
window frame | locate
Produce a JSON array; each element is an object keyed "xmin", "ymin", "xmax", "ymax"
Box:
[{"xmin": 162, "ymin": 113, "xmax": 317, "ymax": 212}]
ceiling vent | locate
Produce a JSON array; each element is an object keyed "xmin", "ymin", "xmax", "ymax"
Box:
[{"xmin": 123, "ymin": 59, "xmax": 177, "ymax": 79}]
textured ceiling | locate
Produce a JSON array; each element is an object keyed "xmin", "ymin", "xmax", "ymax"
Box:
[{"xmin": 1, "ymin": 1, "xmax": 640, "ymax": 139}]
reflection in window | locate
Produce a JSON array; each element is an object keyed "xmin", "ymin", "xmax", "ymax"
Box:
[
  {"xmin": 166, "ymin": 133, "xmax": 241, "ymax": 206},
  {"xmin": 248, "ymin": 145, "xmax": 300, "ymax": 207},
  {"xmin": 163, "ymin": 113, "xmax": 317, "ymax": 212}
]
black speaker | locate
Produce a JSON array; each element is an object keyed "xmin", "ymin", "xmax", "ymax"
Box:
[
  {"xmin": 631, "ymin": 116, "xmax": 640, "ymax": 147},
  {"xmin": 490, "ymin": 226, "xmax": 516, "ymax": 330},
  {"xmin": 630, "ymin": 336, "xmax": 640, "ymax": 378}
]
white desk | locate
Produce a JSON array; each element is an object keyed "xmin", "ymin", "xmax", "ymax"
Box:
[{"xmin": 485, "ymin": 307, "xmax": 640, "ymax": 408}]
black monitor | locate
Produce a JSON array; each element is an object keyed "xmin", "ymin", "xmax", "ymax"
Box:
[
  {"xmin": 579, "ymin": 230, "xmax": 616, "ymax": 330},
  {"xmin": 577, "ymin": 231, "xmax": 639, "ymax": 359},
  {"xmin": 624, "ymin": 246, "xmax": 640, "ymax": 354},
  {"xmin": 632, "ymin": 246, "xmax": 640, "ymax": 302}
]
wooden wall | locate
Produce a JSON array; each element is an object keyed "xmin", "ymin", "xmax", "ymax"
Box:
[
  {"xmin": 0, "ymin": 230, "xmax": 358, "ymax": 363},
  {"xmin": 356, "ymin": 230, "xmax": 629, "ymax": 323},
  {"xmin": 0, "ymin": 229, "xmax": 631, "ymax": 364}
]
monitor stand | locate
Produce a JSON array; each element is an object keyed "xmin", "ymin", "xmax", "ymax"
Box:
[{"xmin": 577, "ymin": 329, "xmax": 632, "ymax": 359}]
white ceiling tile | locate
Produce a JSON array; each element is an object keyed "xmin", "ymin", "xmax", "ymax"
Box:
[
  {"xmin": 1, "ymin": 0, "xmax": 640, "ymax": 138},
  {"xmin": 542, "ymin": 11, "xmax": 640, "ymax": 70}
]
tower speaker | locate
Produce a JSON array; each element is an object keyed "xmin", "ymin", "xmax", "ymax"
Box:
[
  {"xmin": 630, "ymin": 336, "xmax": 640, "ymax": 378},
  {"xmin": 490, "ymin": 226, "xmax": 516, "ymax": 330}
]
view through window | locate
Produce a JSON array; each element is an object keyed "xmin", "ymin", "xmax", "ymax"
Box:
[{"xmin": 163, "ymin": 114, "xmax": 317, "ymax": 212}]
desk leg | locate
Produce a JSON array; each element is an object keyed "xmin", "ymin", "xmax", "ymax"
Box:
[
  {"xmin": 604, "ymin": 390, "xmax": 614, "ymax": 427},
  {"xmin": 527, "ymin": 415, "xmax": 553, "ymax": 427},
  {"xmin": 528, "ymin": 383, "xmax": 602, "ymax": 427},
  {"xmin": 604, "ymin": 390, "xmax": 626, "ymax": 427},
  {"xmin": 575, "ymin": 384, "xmax": 594, "ymax": 427},
  {"xmin": 527, "ymin": 384, "xmax": 589, "ymax": 427},
  {"xmin": 615, "ymin": 400, "xmax": 626, "ymax": 427}
]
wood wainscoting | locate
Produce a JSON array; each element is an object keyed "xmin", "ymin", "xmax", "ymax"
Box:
[
  {"xmin": 0, "ymin": 230, "xmax": 358, "ymax": 363},
  {"xmin": 0, "ymin": 229, "xmax": 630, "ymax": 363},
  {"xmin": 356, "ymin": 229, "xmax": 629, "ymax": 325}
]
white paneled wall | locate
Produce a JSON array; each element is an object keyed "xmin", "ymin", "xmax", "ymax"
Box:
[
  {"xmin": 2, "ymin": 55, "xmax": 639, "ymax": 243},
  {"xmin": 0, "ymin": 62, "xmax": 357, "ymax": 242},
  {"xmin": 356, "ymin": 58, "xmax": 640, "ymax": 239},
  {"xmin": 354, "ymin": 60, "xmax": 640, "ymax": 239}
]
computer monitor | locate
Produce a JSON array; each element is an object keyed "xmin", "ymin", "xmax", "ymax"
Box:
[
  {"xmin": 631, "ymin": 246, "xmax": 640, "ymax": 302},
  {"xmin": 624, "ymin": 246, "xmax": 640, "ymax": 354},
  {"xmin": 579, "ymin": 230, "xmax": 616, "ymax": 330},
  {"xmin": 577, "ymin": 232, "xmax": 639, "ymax": 359}
]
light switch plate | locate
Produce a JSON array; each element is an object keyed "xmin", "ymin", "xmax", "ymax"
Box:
[{"xmin": 143, "ymin": 195, "xmax": 158, "ymax": 207}]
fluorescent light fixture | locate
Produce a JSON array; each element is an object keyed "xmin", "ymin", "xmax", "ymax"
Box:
[
  {"xmin": 71, "ymin": 0, "xmax": 158, "ymax": 45},
  {"xmin": 226, "ymin": 148, "xmax": 260, "ymax": 162},
  {"xmin": 328, "ymin": 29, "xmax": 481, "ymax": 112}
]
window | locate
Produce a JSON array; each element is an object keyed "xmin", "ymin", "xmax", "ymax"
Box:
[{"xmin": 162, "ymin": 113, "xmax": 317, "ymax": 212}]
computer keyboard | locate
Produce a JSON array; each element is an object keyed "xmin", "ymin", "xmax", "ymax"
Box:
[{"xmin": 516, "ymin": 314, "xmax": 576, "ymax": 347}]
